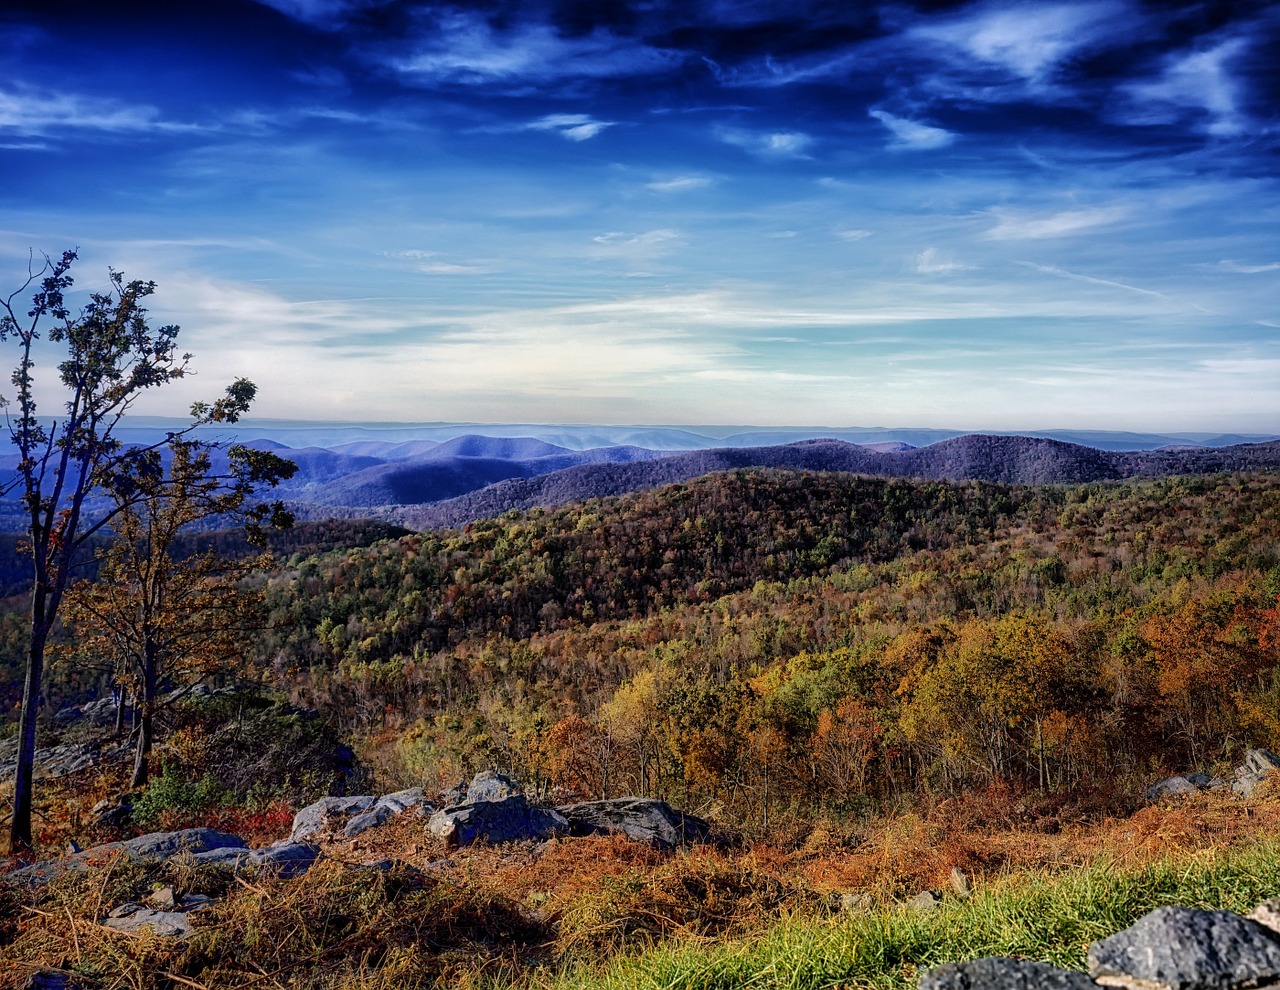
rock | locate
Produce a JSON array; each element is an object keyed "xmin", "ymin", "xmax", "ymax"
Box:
[
  {"xmin": 102, "ymin": 907, "xmax": 194, "ymax": 937},
  {"xmin": 839, "ymin": 891, "xmax": 873, "ymax": 913},
  {"xmin": 1251, "ymin": 899, "xmax": 1280, "ymax": 935},
  {"xmin": 25, "ymin": 973, "xmax": 85, "ymax": 990},
  {"xmin": 148, "ymin": 885, "xmax": 177, "ymax": 908},
  {"xmin": 427, "ymin": 794, "xmax": 568, "ymax": 847},
  {"xmin": 1087, "ymin": 905, "xmax": 1280, "ymax": 990},
  {"xmin": 907, "ymin": 890, "xmax": 943, "ymax": 911},
  {"xmin": 90, "ymin": 795, "xmax": 132, "ymax": 829},
  {"xmin": 122, "ymin": 828, "xmax": 247, "ymax": 861},
  {"xmin": 1233, "ymin": 749, "xmax": 1280, "ymax": 797},
  {"xmin": 465, "ymin": 770, "xmax": 523, "ymax": 803},
  {"xmin": 442, "ymin": 780, "xmax": 468, "ymax": 806},
  {"xmin": 556, "ymin": 797, "xmax": 713, "ymax": 851},
  {"xmin": 108, "ymin": 902, "xmax": 146, "ymax": 918},
  {"xmin": 1242, "ymin": 749, "xmax": 1280, "ymax": 777},
  {"xmin": 950, "ymin": 867, "xmax": 971, "ymax": 898},
  {"xmin": 289, "ymin": 796, "xmax": 376, "ymax": 842},
  {"xmin": 919, "ymin": 957, "xmax": 1098, "ymax": 990},
  {"xmin": 192, "ymin": 840, "xmax": 320, "ymax": 878},
  {"xmin": 342, "ymin": 787, "xmax": 429, "ymax": 838},
  {"xmin": 8, "ymin": 829, "xmax": 247, "ymax": 886},
  {"xmin": 1146, "ymin": 775, "xmax": 1213, "ymax": 801}
]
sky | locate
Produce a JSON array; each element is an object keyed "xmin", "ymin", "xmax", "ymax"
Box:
[{"xmin": 0, "ymin": 0, "xmax": 1277, "ymax": 432}]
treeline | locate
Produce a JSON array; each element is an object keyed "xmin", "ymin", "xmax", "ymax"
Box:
[{"xmin": 254, "ymin": 469, "xmax": 1280, "ymax": 826}]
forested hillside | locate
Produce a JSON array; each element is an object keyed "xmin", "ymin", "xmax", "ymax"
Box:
[{"xmin": 258, "ymin": 468, "xmax": 1280, "ymax": 827}]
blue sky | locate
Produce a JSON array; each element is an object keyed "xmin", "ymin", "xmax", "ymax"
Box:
[{"xmin": 1, "ymin": 0, "xmax": 1277, "ymax": 431}]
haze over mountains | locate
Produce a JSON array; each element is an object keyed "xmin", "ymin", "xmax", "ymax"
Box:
[{"xmin": 1, "ymin": 423, "xmax": 1277, "ymax": 534}]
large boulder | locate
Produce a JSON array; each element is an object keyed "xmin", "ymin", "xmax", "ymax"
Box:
[
  {"xmin": 1145, "ymin": 772, "xmax": 1218, "ymax": 801},
  {"xmin": 556, "ymin": 797, "xmax": 712, "ymax": 851},
  {"xmin": 465, "ymin": 770, "xmax": 523, "ymax": 803},
  {"xmin": 192, "ymin": 840, "xmax": 320, "ymax": 877},
  {"xmin": 289, "ymin": 796, "xmax": 376, "ymax": 842},
  {"xmin": 122, "ymin": 828, "xmax": 247, "ymax": 861},
  {"xmin": 919, "ymin": 957, "xmax": 1097, "ymax": 990},
  {"xmin": 427, "ymin": 794, "xmax": 568, "ymax": 848},
  {"xmin": 9, "ymin": 828, "xmax": 248, "ymax": 886},
  {"xmin": 343, "ymin": 788, "xmax": 429, "ymax": 838},
  {"xmin": 1088, "ymin": 906, "xmax": 1280, "ymax": 990}
]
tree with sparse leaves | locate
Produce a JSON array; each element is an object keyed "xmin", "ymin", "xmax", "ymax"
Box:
[
  {"xmin": 0, "ymin": 250, "xmax": 288, "ymax": 853},
  {"xmin": 63, "ymin": 415, "xmax": 295, "ymax": 788}
]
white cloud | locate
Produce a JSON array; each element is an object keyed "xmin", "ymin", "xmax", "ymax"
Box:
[
  {"xmin": 646, "ymin": 175, "xmax": 713, "ymax": 193},
  {"xmin": 914, "ymin": 247, "xmax": 971, "ymax": 274},
  {"xmin": 715, "ymin": 126, "xmax": 813, "ymax": 159},
  {"xmin": 391, "ymin": 12, "xmax": 684, "ymax": 86},
  {"xmin": 388, "ymin": 249, "xmax": 491, "ymax": 275},
  {"xmin": 869, "ymin": 110, "xmax": 955, "ymax": 150},
  {"xmin": 986, "ymin": 205, "xmax": 1127, "ymax": 239},
  {"xmin": 526, "ymin": 113, "xmax": 615, "ymax": 141},
  {"xmin": 912, "ymin": 1, "xmax": 1125, "ymax": 81},
  {"xmin": 592, "ymin": 229, "xmax": 681, "ymax": 247},
  {"xmin": 1219, "ymin": 260, "xmax": 1280, "ymax": 274},
  {"xmin": 0, "ymin": 85, "xmax": 198, "ymax": 137},
  {"xmin": 1118, "ymin": 37, "xmax": 1250, "ymax": 136},
  {"xmin": 836, "ymin": 229, "xmax": 873, "ymax": 241}
]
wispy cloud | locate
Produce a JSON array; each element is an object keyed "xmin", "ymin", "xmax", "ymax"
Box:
[
  {"xmin": 715, "ymin": 126, "xmax": 812, "ymax": 160},
  {"xmin": 0, "ymin": 85, "xmax": 199, "ymax": 137},
  {"xmin": 388, "ymin": 11, "xmax": 684, "ymax": 87},
  {"xmin": 389, "ymin": 249, "xmax": 491, "ymax": 275},
  {"xmin": 986, "ymin": 206, "xmax": 1127, "ymax": 239},
  {"xmin": 526, "ymin": 113, "xmax": 615, "ymax": 141},
  {"xmin": 914, "ymin": 247, "xmax": 971, "ymax": 274},
  {"xmin": 1218, "ymin": 260, "xmax": 1280, "ymax": 274},
  {"xmin": 911, "ymin": 1, "xmax": 1125, "ymax": 82},
  {"xmin": 869, "ymin": 110, "xmax": 955, "ymax": 150},
  {"xmin": 1020, "ymin": 262, "xmax": 1172, "ymax": 302},
  {"xmin": 592, "ymin": 229, "xmax": 681, "ymax": 248},
  {"xmin": 1117, "ymin": 36, "xmax": 1251, "ymax": 137},
  {"xmin": 836, "ymin": 229, "xmax": 873, "ymax": 241},
  {"xmin": 647, "ymin": 175, "xmax": 713, "ymax": 193}
]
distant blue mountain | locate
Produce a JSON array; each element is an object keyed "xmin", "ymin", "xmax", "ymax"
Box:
[{"xmin": 0, "ymin": 421, "xmax": 1277, "ymax": 534}]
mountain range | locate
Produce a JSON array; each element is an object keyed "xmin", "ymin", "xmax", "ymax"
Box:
[{"xmin": 1, "ymin": 427, "xmax": 1278, "ymax": 534}]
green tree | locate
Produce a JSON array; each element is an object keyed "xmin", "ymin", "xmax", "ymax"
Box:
[{"xmin": 0, "ymin": 250, "xmax": 261, "ymax": 852}]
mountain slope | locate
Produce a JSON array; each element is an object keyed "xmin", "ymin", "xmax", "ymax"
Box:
[{"xmin": 407, "ymin": 436, "xmax": 1280, "ymax": 529}]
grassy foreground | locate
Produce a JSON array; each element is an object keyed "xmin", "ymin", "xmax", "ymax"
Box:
[{"xmin": 534, "ymin": 841, "xmax": 1280, "ymax": 990}]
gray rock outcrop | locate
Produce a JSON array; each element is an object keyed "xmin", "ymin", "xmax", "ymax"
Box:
[
  {"xmin": 556, "ymin": 797, "xmax": 712, "ymax": 851},
  {"xmin": 1087, "ymin": 906, "xmax": 1280, "ymax": 990},
  {"xmin": 920, "ymin": 958, "xmax": 1098, "ymax": 990},
  {"xmin": 192, "ymin": 840, "xmax": 320, "ymax": 877},
  {"xmin": 465, "ymin": 770, "xmax": 523, "ymax": 803},
  {"xmin": 1145, "ymin": 773, "xmax": 1219, "ymax": 801},
  {"xmin": 101, "ymin": 890, "xmax": 217, "ymax": 938},
  {"xmin": 289, "ymin": 796, "xmax": 377, "ymax": 842},
  {"xmin": 427, "ymin": 794, "xmax": 568, "ymax": 847},
  {"xmin": 290, "ymin": 788, "xmax": 430, "ymax": 842},
  {"xmin": 1232, "ymin": 749, "xmax": 1280, "ymax": 798},
  {"xmin": 10, "ymin": 828, "xmax": 248, "ymax": 886},
  {"xmin": 343, "ymin": 787, "xmax": 428, "ymax": 838}
]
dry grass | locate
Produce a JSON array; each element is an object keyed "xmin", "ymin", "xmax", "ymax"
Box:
[{"xmin": 3, "ymin": 782, "xmax": 1280, "ymax": 989}]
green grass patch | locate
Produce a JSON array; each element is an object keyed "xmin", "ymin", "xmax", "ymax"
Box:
[{"xmin": 533, "ymin": 841, "xmax": 1280, "ymax": 990}]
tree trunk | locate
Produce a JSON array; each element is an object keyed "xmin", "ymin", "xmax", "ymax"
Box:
[
  {"xmin": 130, "ymin": 643, "xmax": 159, "ymax": 789},
  {"xmin": 9, "ymin": 632, "xmax": 47, "ymax": 853},
  {"xmin": 131, "ymin": 710, "xmax": 153, "ymax": 789},
  {"xmin": 9, "ymin": 591, "xmax": 51, "ymax": 854},
  {"xmin": 114, "ymin": 685, "xmax": 127, "ymax": 738}
]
